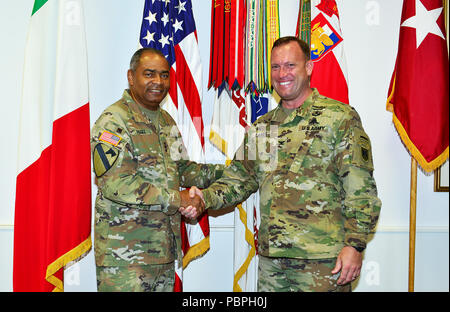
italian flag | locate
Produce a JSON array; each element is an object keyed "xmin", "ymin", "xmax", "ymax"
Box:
[{"xmin": 13, "ymin": 0, "xmax": 92, "ymax": 292}]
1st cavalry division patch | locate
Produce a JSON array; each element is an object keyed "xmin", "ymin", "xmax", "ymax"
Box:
[{"xmin": 93, "ymin": 143, "xmax": 119, "ymax": 177}]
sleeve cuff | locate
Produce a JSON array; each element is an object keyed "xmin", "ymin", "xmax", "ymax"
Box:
[
  {"xmin": 202, "ymin": 189, "xmax": 218, "ymax": 210},
  {"xmin": 344, "ymin": 233, "xmax": 368, "ymax": 251},
  {"xmin": 166, "ymin": 189, "xmax": 181, "ymax": 214}
]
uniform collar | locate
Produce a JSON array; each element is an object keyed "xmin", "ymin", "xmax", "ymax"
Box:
[
  {"xmin": 273, "ymin": 88, "xmax": 320, "ymax": 124},
  {"xmin": 122, "ymin": 89, "xmax": 163, "ymax": 125}
]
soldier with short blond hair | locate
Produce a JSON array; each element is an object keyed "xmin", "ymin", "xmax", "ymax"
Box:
[{"xmin": 181, "ymin": 37, "xmax": 381, "ymax": 292}]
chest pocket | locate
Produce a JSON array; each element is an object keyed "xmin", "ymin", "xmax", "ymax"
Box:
[
  {"xmin": 288, "ymin": 138, "xmax": 314, "ymax": 173},
  {"xmin": 159, "ymin": 124, "xmax": 189, "ymax": 162},
  {"xmin": 129, "ymin": 127, "xmax": 161, "ymax": 167},
  {"xmin": 288, "ymin": 122, "xmax": 331, "ymax": 173}
]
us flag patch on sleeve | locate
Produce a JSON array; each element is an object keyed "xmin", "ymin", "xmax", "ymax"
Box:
[{"xmin": 99, "ymin": 130, "xmax": 122, "ymax": 146}]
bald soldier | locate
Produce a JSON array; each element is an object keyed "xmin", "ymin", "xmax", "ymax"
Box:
[
  {"xmin": 91, "ymin": 48, "xmax": 222, "ymax": 291},
  {"xmin": 182, "ymin": 37, "xmax": 381, "ymax": 292}
]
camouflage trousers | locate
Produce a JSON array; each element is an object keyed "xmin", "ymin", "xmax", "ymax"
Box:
[
  {"xmin": 258, "ymin": 255, "xmax": 351, "ymax": 292},
  {"xmin": 96, "ymin": 262, "xmax": 175, "ymax": 292}
]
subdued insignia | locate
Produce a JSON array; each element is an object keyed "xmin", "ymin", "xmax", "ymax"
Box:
[
  {"xmin": 312, "ymin": 105, "xmax": 325, "ymax": 116},
  {"xmin": 93, "ymin": 143, "xmax": 120, "ymax": 177},
  {"xmin": 351, "ymin": 128, "xmax": 373, "ymax": 170},
  {"xmin": 308, "ymin": 117, "xmax": 319, "ymax": 125},
  {"xmin": 361, "ymin": 146, "xmax": 369, "ymax": 161},
  {"xmin": 357, "ymin": 135, "xmax": 371, "ymax": 164}
]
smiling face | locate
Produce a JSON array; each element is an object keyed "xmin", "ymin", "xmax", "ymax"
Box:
[
  {"xmin": 271, "ymin": 41, "xmax": 313, "ymax": 108},
  {"xmin": 127, "ymin": 51, "xmax": 170, "ymax": 111}
]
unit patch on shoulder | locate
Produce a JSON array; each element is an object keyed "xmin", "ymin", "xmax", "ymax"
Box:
[
  {"xmin": 93, "ymin": 143, "xmax": 120, "ymax": 177},
  {"xmin": 99, "ymin": 130, "xmax": 122, "ymax": 146},
  {"xmin": 351, "ymin": 127, "xmax": 374, "ymax": 171}
]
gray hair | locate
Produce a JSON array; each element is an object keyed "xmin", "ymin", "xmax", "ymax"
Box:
[{"xmin": 129, "ymin": 48, "xmax": 167, "ymax": 72}]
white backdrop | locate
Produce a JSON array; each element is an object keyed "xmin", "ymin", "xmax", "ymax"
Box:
[{"xmin": 0, "ymin": 0, "xmax": 448, "ymax": 292}]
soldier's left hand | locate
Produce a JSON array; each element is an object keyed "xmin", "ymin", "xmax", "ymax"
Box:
[
  {"xmin": 179, "ymin": 205, "xmax": 201, "ymax": 219},
  {"xmin": 332, "ymin": 246, "xmax": 362, "ymax": 285}
]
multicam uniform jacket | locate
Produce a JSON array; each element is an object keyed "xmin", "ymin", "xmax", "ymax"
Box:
[
  {"xmin": 91, "ymin": 90, "xmax": 222, "ymax": 267},
  {"xmin": 203, "ymin": 89, "xmax": 381, "ymax": 259}
]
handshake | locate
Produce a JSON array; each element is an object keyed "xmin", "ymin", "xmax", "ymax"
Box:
[{"xmin": 178, "ymin": 186, "xmax": 204, "ymax": 220}]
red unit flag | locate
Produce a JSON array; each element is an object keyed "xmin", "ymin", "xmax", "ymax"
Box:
[{"xmin": 387, "ymin": 0, "xmax": 449, "ymax": 172}]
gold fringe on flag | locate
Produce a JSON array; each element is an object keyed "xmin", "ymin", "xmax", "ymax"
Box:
[
  {"xmin": 232, "ymin": 203, "xmax": 257, "ymax": 292},
  {"xmin": 45, "ymin": 236, "xmax": 92, "ymax": 292}
]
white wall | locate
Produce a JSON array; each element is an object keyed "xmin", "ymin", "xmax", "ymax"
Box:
[{"xmin": 0, "ymin": 0, "xmax": 448, "ymax": 292}]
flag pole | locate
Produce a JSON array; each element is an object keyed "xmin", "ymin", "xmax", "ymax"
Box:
[
  {"xmin": 409, "ymin": 1, "xmax": 448, "ymax": 292},
  {"xmin": 408, "ymin": 157, "xmax": 417, "ymax": 292}
]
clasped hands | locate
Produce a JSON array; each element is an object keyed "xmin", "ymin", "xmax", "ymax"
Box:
[{"xmin": 179, "ymin": 186, "xmax": 204, "ymax": 220}]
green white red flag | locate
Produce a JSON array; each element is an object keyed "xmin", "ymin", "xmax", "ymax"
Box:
[{"xmin": 13, "ymin": 0, "xmax": 92, "ymax": 291}]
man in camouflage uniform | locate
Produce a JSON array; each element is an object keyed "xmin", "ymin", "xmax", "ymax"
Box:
[
  {"xmin": 182, "ymin": 37, "xmax": 381, "ymax": 291},
  {"xmin": 91, "ymin": 48, "xmax": 222, "ymax": 291}
]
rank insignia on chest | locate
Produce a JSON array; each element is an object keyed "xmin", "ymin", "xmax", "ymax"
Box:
[{"xmin": 93, "ymin": 143, "xmax": 120, "ymax": 177}]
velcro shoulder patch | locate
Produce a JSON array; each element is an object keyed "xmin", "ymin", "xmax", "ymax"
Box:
[
  {"xmin": 351, "ymin": 127, "xmax": 374, "ymax": 171},
  {"xmin": 93, "ymin": 143, "xmax": 120, "ymax": 177},
  {"xmin": 99, "ymin": 130, "xmax": 122, "ymax": 146}
]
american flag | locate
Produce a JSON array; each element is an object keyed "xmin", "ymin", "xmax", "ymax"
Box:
[
  {"xmin": 137, "ymin": 0, "xmax": 209, "ymax": 292},
  {"xmin": 99, "ymin": 131, "xmax": 121, "ymax": 146},
  {"xmin": 139, "ymin": 0, "xmax": 204, "ymax": 159}
]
